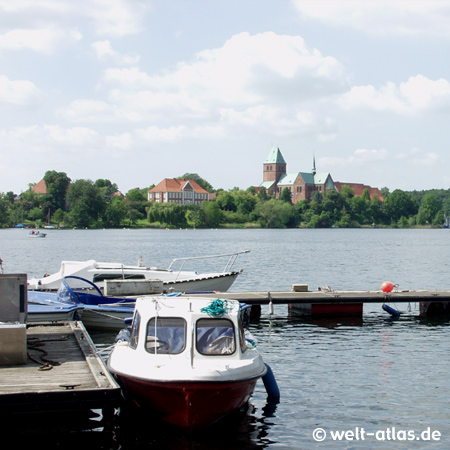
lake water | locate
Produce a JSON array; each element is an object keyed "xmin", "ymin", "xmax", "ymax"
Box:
[{"xmin": 1, "ymin": 228, "xmax": 450, "ymax": 449}]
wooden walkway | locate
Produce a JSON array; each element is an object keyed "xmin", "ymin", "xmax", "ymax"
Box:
[
  {"xmin": 188, "ymin": 289, "xmax": 450, "ymax": 305},
  {"xmin": 0, "ymin": 321, "xmax": 121, "ymax": 415}
]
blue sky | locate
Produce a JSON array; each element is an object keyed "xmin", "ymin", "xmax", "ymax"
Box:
[{"xmin": 1, "ymin": 0, "xmax": 450, "ymax": 195}]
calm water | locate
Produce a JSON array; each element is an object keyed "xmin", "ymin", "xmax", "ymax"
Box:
[{"xmin": 2, "ymin": 228, "xmax": 450, "ymax": 449}]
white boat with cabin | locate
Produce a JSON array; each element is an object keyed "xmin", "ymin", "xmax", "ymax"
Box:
[
  {"xmin": 107, "ymin": 296, "xmax": 278, "ymax": 431},
  {"xmin": 27, "ymin": 251, "xmax": 249, "ymax": 293}
]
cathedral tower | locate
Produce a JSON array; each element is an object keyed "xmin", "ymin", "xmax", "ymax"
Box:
[{"xmin": 263, "ymin": 146, "xmax": 286, "ymax": 183}]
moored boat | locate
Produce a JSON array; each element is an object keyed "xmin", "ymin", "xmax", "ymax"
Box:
[
  {"xmin": 107, "ymin": 296, "xmax": 277, "ymax": 431},
  {"xmin": 27, "ymin": 250, "xmax": 249, "ymax": 293},
  {"xmin": 27, "ymin": 290, "xmax": 84, "ymax": 323},
  {"xmin": 56, "ymin": 276, "xmax": 135, "ymax": 330}
]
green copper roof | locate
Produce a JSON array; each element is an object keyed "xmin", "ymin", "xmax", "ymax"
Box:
[
  {"xmin": 260, "ymin": 181, "xmax": 275, "ymax": 189},
  {"xmin": 275, "ymin": 172, "xmax": 335, "ymax": 187},
  {"xmin": 277, "ymin": 174, "xmax": 298, "ymax": 185},
  {"xmin": 264, "ymin": 146, "xmax": 286, "ymax": 164}
]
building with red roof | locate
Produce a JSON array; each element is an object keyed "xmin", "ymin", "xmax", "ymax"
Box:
[
  {"xmin": 334, "ymin": 182, "xmax": 383, "ymax": 200},
  {"xmin": 31, "ymin": 179, "xmax": 47, "ymax": 195},
  {"xmin": 147, "ymin": 179, "xmax": 211, "ymax": 205}
]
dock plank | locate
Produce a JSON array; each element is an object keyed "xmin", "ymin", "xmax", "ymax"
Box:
[{"xmin": 0, "ymin": 321, "xmax": 121, "ymax": 414}]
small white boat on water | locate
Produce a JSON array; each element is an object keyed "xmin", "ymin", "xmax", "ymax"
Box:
[
  {"xmin": 107, "ymin": 296, "xmax": 279, "ymax": 431},
  {"xmin": 27, "ymin": 251, "xmax": 249, "ymax": 293},
  {"xmin": 27, "ymin": 230, "xmax": 47, "ymax": 238}
]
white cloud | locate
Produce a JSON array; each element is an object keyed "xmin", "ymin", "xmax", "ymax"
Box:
[
  {"xmin": 105, "ymin": 132, "xmax": 133, "ymax": 150},
  {"xmin": 0, "ymin": 0, "xmax": 147, "ymax": 54},
  {"xmin": 64, "ymin": 32, "xmax": 348, "ymax": 132},
  {"xmin": 92, "ymin": 40, "xmax": 140, "ymax": 65},
  {"xmin": 136, "ymin": 124, "xmax": 225, "ymax": 143},
  {"xmin": 0, "ymin": 124, "xmax": 98, "ymax": 150},
  {"xmin": 60, "ymin": 99, "xmax": 142, "ymax": 123},
  {"xmin": 321, "ymin": 148, "xmax": 389, "ymax": 168},
  {"xmin": 291, "ymin": 0, "xmax": 450, "ymax": 38},
  {"xmin": 0, "ymin": 28, "xmax": 82, "ymax": 53},
  {"xmin": 0, "ymin": 75, "xmax": 41, "ymax": 105},
  {"xmin": 397, "ymin": 147, "xmax": 440, "ymax": 166},
  {"xmin": 338, "ymin": 75, "xmax": 450, "ymax": 115},
  {"xmin": 83, "ymin": 0, "xmax": 147, "ymax": 37}
]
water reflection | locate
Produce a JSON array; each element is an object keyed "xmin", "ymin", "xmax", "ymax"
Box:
[{"xmin": 114, "ymin": 398, "xmax": 279, "ymax": 449}]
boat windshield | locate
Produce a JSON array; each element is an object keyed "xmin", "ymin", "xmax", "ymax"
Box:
[
  {"xmin": 146, "ymin": 317, "xmax": 186, "ymax": 354},
  {"xmin": 196, "ymin": 318, "xmax": 236, "ymax": 355},
  {"xmin": 129, "ymin": 311, "xmax": 141, "ymax": 349}
]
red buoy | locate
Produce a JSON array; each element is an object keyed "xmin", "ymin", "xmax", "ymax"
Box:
[{"xmin": 381, "ymin": 281, "xmax": 394, "ymax": 293}]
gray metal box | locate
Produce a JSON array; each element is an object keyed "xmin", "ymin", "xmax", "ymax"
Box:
[{"xmin": 0, "ymin": 273, "xmax": 27, "ymax": 323}]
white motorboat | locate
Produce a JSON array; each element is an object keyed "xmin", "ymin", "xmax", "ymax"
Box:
[
  {"xmin": 27, "ymin": 230, "xmax": 47, "ymax": 238},
  {"xmin": 27, "ymin": 251, "xmax": 249, "ymax": 293},
  {"xmin": 107, "ymin": 296, "xmax": 279, "ymax": 431}
]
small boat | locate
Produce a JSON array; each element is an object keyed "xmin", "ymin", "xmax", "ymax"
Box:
[
  {"xmin": 28, "ymin": 250, "xmax": 249, "ymax": 293},
  {"xmin": 56, "ymin": 276, "xmax": 135, "ymax": 330},
  {"xmin": 27, "ymin": 290, "xmax": 84, "ymax": 323},
  {"xmin": 27, "ymin": 230, "xmax": 47, "ymax": 238},
  {"xmin": 107, "ymin": 296, "xmax": 278, "ymax": 431}
]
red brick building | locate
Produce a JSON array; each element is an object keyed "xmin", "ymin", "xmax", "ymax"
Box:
[
  {"xmin": 259, "ymin": 146, "xmax": 381, "ymax": 202},
  {"xmin": 334, "ymin": 182, "xmax": 383, "ymax": 200},
  {"xmin": 260, "ymin": 146, "xmax": 336, "ymax": 203}
]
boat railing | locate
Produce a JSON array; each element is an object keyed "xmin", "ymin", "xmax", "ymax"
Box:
[{"xmin": 167, "ymin": 250, "xmax": 250, "ymax": 281}]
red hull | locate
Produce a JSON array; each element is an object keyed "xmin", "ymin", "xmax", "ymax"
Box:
[
  {"xmin": 290, "ymin": 302, "xmax": 363, "ymax": 316},
  {"xmin": 117, "ymin": 375, "xmax": 259, "ymax": 431},
  {"xmin": 312, "ymin": 303, "xmax": 362, "ymax": 315}
]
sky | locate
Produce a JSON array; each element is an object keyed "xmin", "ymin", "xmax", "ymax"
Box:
[{"xmin": 1, "ymin": 0, "xmax": 450, "ymax": 195}]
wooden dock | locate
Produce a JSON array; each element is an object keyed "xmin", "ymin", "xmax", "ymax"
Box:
[
  {"xmin": 0, "ymin": 321, "xmax": 121, "ymax": 416},
  {"xmin": 187, "ymin": 288, "xmax": 450, "ymax": 317},
  {"xmin": 189, "ymin": 289, "xmax": 450, "ymax": 305}
]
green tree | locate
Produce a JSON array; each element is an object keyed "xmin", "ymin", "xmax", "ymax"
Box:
[
  {"xmin": 178, "ymin": 173, "xmax": 213, "ymax": 192},
  {"xmin": 216, "ymin": 191, "xmax": 236, "ymax": 211},
  {"xmin": 201, "ymin": 201, "xmax": 223, "ymax": 228},
  {"xmin": 95, "ymin": 179, "xmax": 119, "ymax": 203},
  {"xmin": 43, "ymin": 170, "xmax": 71, "ymax": 212},
  {"xmin": 361, "ymin": 188, "xmax": 371, "ymax": 201},
  {"xmin": 0, "ymin": 195, "xmax": 10, "ymax": 227},
  {"xmin": 103, "ymin": 197, "xmax": 127, "ymax": 228},
  {"xmin": 279, "ymin": 187, "xmax": 293, "ymax": 203},
  {"xmin": 383, "ymin": 190, "xmax": 418, "ymax": 223},
  {"xmin": 65, "ymin": 179, "xmax": 105, "ymax": 228},
  {"xmin": 234, "ymin": 190, "xmax": 257, "ymax": 215},
  {"xmin": 186, "ymin": 205, "xmax": 207, "ymax": 228},
  {"xmin": 257, "ymin": 186, "xmax": 270, "ymax": 202},
  {"xmin": 255, "ymin": 199, "xmax": 300, "ymax": 228},
  {"xmin": 418, "ymin": 193, "xmax": 441, "ymax": 225}
]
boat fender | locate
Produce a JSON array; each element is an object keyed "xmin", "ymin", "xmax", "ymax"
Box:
[
  {"xmin": 381, "ymin": 281, "xmax": 395, "ymax": 293},
  {"xmin": 262, "ymin": 363, "xmax": 280, "ymax": 401},
  {"xmin": 382, "ymin": 303, "xmax": 400, "ymax": 318}
]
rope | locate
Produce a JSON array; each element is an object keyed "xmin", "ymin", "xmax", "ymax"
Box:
[
  {"xmin": 27, "ymin": 336, "xmax": 66, "ymax": 370},
  {"xmin": 200, "ymin": 299, "xmax": 231, "ymax": 317}
]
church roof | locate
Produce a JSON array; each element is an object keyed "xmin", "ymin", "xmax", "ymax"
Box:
[
  {"xmin": 277, "ymin": 173, "xmax": 298, "ymax": 185},
  {"xmin": 264, "ymin": 146, "xmax": 286, "ymax": 164},
  {"xmin": 276, "ymin": 172, "xmax": 333, "ymax": 186},
  {"xmin": 260, "ymin": 180, "xmax": 275, "ymax": 189}
]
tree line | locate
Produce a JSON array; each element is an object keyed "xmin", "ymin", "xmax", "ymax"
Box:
[{"xmin": 0, "ymin": 170, "xmax": 449, "ymax": 229}]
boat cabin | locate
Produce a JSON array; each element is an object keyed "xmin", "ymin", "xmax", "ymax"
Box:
[{"xmin": 126, "ymin": 297, "xmax": 251, "ymax": 359}]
